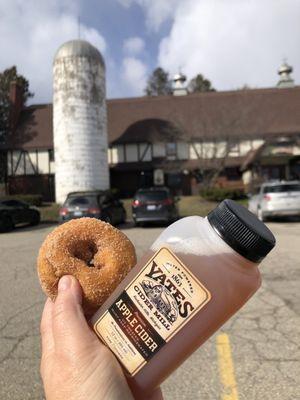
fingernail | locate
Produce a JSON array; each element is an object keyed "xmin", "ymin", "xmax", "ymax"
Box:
[{"xmin": 58, "ymin": 275, "xmax": 72, "ymax": 292}]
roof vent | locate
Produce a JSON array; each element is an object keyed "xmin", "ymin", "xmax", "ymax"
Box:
[
  {"xmin": 172, "ymin": 72, "xmax": 188, "ymax": 96},
  {"xmin": 277, "ymin": 60, "xmax": 295, "ymax": 88}
]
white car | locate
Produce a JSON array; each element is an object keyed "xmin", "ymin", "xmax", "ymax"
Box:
[{"xmin": 248, "ymin": 181, "xmax": 300, "ymax": 221}]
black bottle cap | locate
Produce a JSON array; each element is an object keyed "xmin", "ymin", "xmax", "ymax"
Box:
[{"xmin": 207, "ymin": 199, "xmax": 276, "ymax": 262}]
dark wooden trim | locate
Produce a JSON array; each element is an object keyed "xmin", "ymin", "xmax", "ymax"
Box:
[
  {"xmin": 36, "ymin": 149, "xmax": 39, "ymax": 173},
  {"xmin": 27, "ymin": 152, "xmax": 38, "ymax": 174},
  {"xmin": 123, "ymin": 144, "xmax": 126, "ymax": 162},
  {"xmin": 10, "ymin": 151, "xmax": 13, "ymax": 176},
  {"xmin": 191, "ymin": 142, "xmax": 201, "ymax": 159},
  {"xmin": 140, "ymin": 143, "xmax": 150, "ymax": 161},
  {"xmin": 13, "ymin": 151, "xmax": 22, "ymax": 175},
  {"xmin": 23, "ymin": 151, "xmax": 26, "ymax": 175},
  {"xmin": 137, "ymin": 143, "xmax": 141, "ymax": 161},
  {"xmin": 48, "ymin": 150, "xmax": 51, "ymax": 174}
]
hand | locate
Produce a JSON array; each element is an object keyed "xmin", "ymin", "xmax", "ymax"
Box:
[{"xmin": 40, "ymin": 275, "xmax": 163, "ymax": 400}]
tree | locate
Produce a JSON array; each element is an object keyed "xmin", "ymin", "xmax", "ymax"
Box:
[
  {"xmin": 0, "ymin": 66, "xmax": 33, "ymax": 186},
  {"xmin": 190, "ymin": 91, "xmax": 262, "ymax": 189},
  {"xmin": 188, "ymin": 74, "xmax": 215, "ymax": 93},
  {"xmin": 144, "ymin": 67, "xmax": 172, "ymax": 96}
]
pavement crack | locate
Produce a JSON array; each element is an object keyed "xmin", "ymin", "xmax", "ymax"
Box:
[
  {"xmin": 0, "ymin": 300, "xmax": 44, "ymax": 334},
  {"xmin": 0, "ymin": 331, "xmax": 29, "ymax": 364}
]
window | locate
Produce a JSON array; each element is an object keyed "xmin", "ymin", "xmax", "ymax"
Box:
[
  {"xmin": 1, "ymin": 200, "xmax": 26, "ymax": 208},
  {"xmin": 166, "ymin": 143, "xmax": 176, "ymax": 159},
  {"xmin": 229, "ymin": 142, "xmax": 240, "ymax": 156},
  {"xmin": 65, "ymin": 196, "xmax": 97, "ymax": 206},
  {"xmin": 225, "ymin": 167, "xmax": 241, "ymax": 181},
  {"xmin": 263, "ymin": 184, "xmax": 300, "ymax": 193},
  {"xmin": 135, "ymin": 190, "xmax": 169, "ymax": 202}
]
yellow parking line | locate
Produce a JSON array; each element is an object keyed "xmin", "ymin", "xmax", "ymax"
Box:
[{"xmin": 216, "ymin": 333, "xmax": 239, "ymax": 400}]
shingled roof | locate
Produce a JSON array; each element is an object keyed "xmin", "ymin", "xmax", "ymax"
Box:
[
  {"xmin": 4, "ymin": 86, "xmax": 300, "ymax": 150},
  {"xmin": 4, "ymin": 104, "xmax": 53, "ymax": 150}
]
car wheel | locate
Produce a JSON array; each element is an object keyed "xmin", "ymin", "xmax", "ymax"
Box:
[
  {"xmin": 120, "ymin": 210, "xmax": 126, "ymax": 224},
  {"xmin": 1, "ymin": 216, "xmax": 14, "ymax": 232},
  {"xmin": 103, "ymin": 214, "xmax": 112, "ymax": 225},
  {"xmin": 257, "ymin": 207, "xmax": 265, "ymax": 222},
  {"xmin": 30, "ymin": 212, "xmax": 40, "ymax": 226}
]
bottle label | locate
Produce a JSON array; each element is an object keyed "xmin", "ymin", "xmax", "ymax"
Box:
[{"xmin": 93, "ymin": 247, "xmax": 211, "ymax": 376}]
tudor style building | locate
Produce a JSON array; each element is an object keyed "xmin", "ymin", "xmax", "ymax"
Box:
[{"xmin": 2, "ymin": 65, "xmax": 300, "ymax": 201}]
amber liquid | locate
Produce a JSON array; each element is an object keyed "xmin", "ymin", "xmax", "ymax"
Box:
[{"xmin": 91, "ymin": 246, "xmax": 261, "ymax": 396}]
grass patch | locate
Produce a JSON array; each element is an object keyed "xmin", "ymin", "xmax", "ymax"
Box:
[
  {"xmin": 37, "ymin": 197, "xmax": 248, "ymax": 224},
  {"xmin": 121, "ymin": 196, "xmax": 248, "ymax": 221},
  {"xmin": 178, "ymin": 196, "xmax": 216, "ymax": 217},
  {"xmin": 122, "ymin": 199, "xmax": 133, "ymax": 220},
  {"xmin": 37, "ymin": 203, "xmax": 60, "ymax": 223}
]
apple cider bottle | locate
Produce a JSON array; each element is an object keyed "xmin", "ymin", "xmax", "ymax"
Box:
[{"xmin": 91, "ymin": 199, "xmax": 276, "ymax": 396}]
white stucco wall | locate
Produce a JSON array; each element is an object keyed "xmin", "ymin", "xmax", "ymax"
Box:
[
  {"xmin": 125, "ymin": 144, "xmax": 138, "ymax": 162},
  {"xmin": 139, "ymin": 143, "xmax": 152, "ymax": 161},
  {"xmin": 189, "ymin": 143, "xmax": 201, "ymax": 159},
  {"xmin": 110, "ymin": 146, "xmax": 124, "ymax": 163},
  {"xmin": 37, "ymin": 151, "xmax": 49, "ymax": 174},
  {"xmin": 153, "ymin": 143, "xmax": 166, "ymax": 158},
  {"xmin": 240, "ymin": 140, "xmax": 252, "ymax": 155},
  {"xmin": 252, "ymin": 139, "xmax": 264, "ymax": 149},
  {"xmin": 177, "ymin": 142, "xmax": 188, "ymax": 160}
]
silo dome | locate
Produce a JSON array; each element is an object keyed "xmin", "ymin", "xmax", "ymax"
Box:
[
  {"xmin": 55, "ymin": 40, "xmax": 105, "ymax": 65},
  {"xmin": 53, "ymin": 39, "xmax": 109, "ymax": 204}
]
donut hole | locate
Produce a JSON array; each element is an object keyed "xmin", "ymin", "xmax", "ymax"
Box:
[{"xmin": 73, "ymin": 240, "xmax": 98, "ymax": 268}]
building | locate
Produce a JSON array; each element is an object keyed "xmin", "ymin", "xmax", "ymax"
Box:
[
  {"xmin": 2, "ymin": 63, "xmax": 300, "ymax": 201},
  {"xmin": 53, "ymin": 39, "xmax": 109, "ymax": 204}
]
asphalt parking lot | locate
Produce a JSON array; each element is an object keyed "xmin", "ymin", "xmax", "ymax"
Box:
[{"xmin": 0, "ymin": 220, "xmax": 299, "ymax": 399}]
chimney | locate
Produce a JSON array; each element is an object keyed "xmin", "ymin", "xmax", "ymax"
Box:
[{"xmin": 9, "ymin": 81, "xmax": 24, "ymax": 131}]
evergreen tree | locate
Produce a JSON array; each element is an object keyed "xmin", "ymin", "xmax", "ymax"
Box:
[
  {"xmin": 0, "ymin": 66, "xmax": 33, "ymax": 185},
  {"xmin": 145, "ymin": 67, "xmax": 172, "ymax": 96},
  {"xmin": 188, "ymin": 74, "xmax": 215, "ymax": 93}
]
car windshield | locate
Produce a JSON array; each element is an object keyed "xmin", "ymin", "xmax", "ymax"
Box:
[
  {"xmin": 136, "ymin": 191, "xmax": 169, "ymax": 201},
  {"xmin": 65, "ymin": 196, "xmax": 97, "ymax": 206},
  {"xmin": 263, "ymin": 184, "xmax": 300, "ymax": 193}
]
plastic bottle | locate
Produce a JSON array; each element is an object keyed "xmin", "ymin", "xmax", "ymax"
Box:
[{"xmin": 91, "ymin": 199, "xmax": 276, "ymax": 396}]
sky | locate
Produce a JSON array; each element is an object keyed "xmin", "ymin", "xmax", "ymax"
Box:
[{"xmin": 0, "ymin": 0, "xmax": 299, "ymax": 104}]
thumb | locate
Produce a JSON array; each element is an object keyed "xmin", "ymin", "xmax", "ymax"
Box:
[{"xmin": 52, "ymin": 275, "xmax": 97, "ymax": 350}]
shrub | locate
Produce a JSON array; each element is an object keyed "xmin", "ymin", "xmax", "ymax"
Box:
[
  {"xmin": 0, "ymin": 194, "xmax": 43, "ymax": 206},
  {"xmin": 199, "ymin": 187, "xmax": 246, "ymax": 202}
]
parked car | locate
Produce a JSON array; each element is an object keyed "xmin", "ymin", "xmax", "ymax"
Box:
[
  {"xmin": 59, "ymin": 191, "xmax": 126, "ymax": 225},
  {"xmin": 0, "ymin": 199, "xmax": 40, "ymax": 232},
  {"xmin": 248, "ymin": 180, "xmax": 300, "ymax": 221},
  {"xmin": 132, "ymin": 187, "xmax": 179, "ymax": 226}
]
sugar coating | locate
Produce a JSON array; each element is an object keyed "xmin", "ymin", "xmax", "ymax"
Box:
[{"xmin": 37, "ymin": 217, "xmax": 137, "ymax": 316}]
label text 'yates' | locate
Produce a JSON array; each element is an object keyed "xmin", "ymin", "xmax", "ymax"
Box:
[{"xmin": 145, "ymin": 260, "xmax": 195, "ymax": 318}]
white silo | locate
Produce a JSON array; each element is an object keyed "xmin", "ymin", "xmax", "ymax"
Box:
[{"xmin": 53, "ymin": 39, "xmax": 109, "ymax": 204}]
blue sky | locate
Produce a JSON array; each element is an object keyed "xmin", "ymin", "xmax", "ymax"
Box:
[{"xmin": 0, "ymin": 0, "xmax": 299, "ymax": 104}]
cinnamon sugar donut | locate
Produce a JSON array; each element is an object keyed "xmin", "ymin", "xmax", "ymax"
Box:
[{"xmin": 37, "ymin": 217, "xmax": 136, "ymax": 315}]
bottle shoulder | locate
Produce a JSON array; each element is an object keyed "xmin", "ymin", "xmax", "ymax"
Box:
[
  {"xmin": 151, "ymin": 216, "xmax": 258, "ymax": 273},
  {"xmin": 151, "ymin": 216, "xmax": 218, "ymax": 255}
]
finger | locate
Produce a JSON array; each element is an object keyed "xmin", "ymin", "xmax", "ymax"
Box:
[
  {"xmin": 52, "ymin": 275, "xmax": 97, "ymax": 351},
  {"xmin": 40, "ymin": 297, "xmax": 55, "ymax": 355}
]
